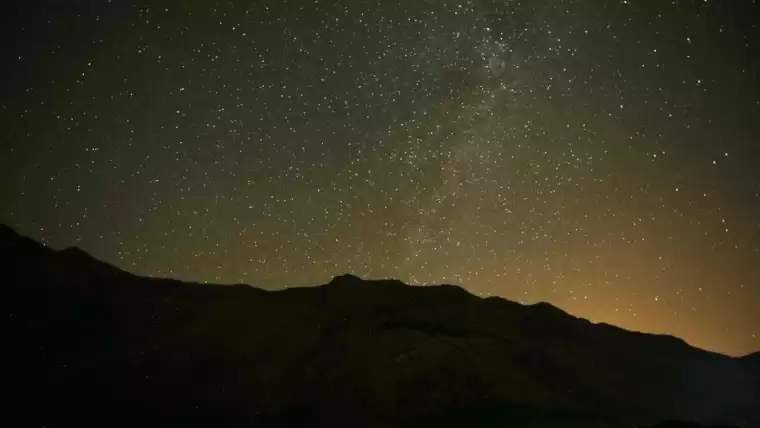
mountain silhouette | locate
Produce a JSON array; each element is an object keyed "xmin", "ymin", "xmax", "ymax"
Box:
[{"xmin": 3, "ymin": 225, "xmax": 757, "ymax": 427}]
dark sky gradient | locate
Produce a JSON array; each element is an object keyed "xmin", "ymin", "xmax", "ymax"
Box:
[{"xmin": 1, "ymin": 0, "xmax": 759, "ymax": 356}]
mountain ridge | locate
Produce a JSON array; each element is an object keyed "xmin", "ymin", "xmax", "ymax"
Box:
[
  {"xmin": 3, "ymin": 225, "xmax": 758, "ymax": 427},
  {"xmin": 0, "ymin": 225, "xmax": 731, "ymax": 356}
]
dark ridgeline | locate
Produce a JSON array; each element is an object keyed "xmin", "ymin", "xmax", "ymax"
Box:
[{"xmin": 3, "ymin": 225, "xmax": 758, "ymax": 427}]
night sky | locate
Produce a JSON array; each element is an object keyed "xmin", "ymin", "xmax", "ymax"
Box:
[{"xmin": 2, "ymin": 0, "xmax": 759, "ymax": 356}]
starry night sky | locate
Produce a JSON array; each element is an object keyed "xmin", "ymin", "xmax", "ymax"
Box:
[{"xmin": 1, "ymin": 0, "xmax": 759, "ymax": 356}]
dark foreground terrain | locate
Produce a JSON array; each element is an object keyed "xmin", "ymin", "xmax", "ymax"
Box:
[{"xmin": 3, "ymin": 225, "xmax": 758, "ymax": 427}]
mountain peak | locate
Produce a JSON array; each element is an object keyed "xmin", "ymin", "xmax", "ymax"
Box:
[
  {"xmin": 530, "ymin": 300, "xmax": 564, "ymax": 312},
  {"xmin": 0, "ymin": 224, "xmax": 21, "ymax": 245},
  {"xmin": 60, "ymin": 245, "xmax": 94, "ymax": 259},
  {"xmin": 0, "ymin": 224, "xmax": 51, "ymax": 256},
  {"xmin": 327, "ymin": 274, "xmax": 409, "ymax": 289},
  {"xmin": 328, "ymin": 273, "xmax": 364, "ymax": 285}
]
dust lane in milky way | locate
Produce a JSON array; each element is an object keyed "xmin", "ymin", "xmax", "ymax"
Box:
[{"xmin": 1, "ymin": 0, "xmax": 759, "ymax": 356}]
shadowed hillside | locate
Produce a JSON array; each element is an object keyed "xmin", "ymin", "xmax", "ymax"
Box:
[{"xmin": 3, "ymin": 225, "xmax": 757, "ymax": 427}]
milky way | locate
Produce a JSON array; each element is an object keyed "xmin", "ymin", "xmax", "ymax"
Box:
[{"xmin": 1, "ymin": 0, "xmax": 759, "ymax": 356}]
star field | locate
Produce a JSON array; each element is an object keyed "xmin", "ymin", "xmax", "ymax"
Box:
[{"xmin": 1, "ymin": 0, "xmax": 759, "ymax": 356}]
